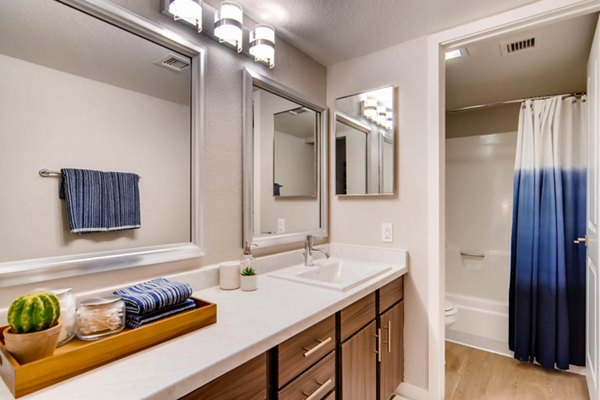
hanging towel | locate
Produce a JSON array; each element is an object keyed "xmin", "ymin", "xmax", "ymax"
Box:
[
  {"xmin": 125, "ymin": 299, "xmax": 197, "ymax": 329},
  {"xmin": 60, "ymin": 168, "xmax": 141, "ymax": 233},
  {"xmin": 113, "ymin": 278, "xmax": 193, "ymax": 315}
]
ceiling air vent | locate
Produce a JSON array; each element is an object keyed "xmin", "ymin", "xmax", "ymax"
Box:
[
  {"xmin": 157, "ymin": 54, "xmax": 190, "ymax": 72},
  {"xmin": 502, "ymin": 37, "xmax": 536, "ymax": 55}
]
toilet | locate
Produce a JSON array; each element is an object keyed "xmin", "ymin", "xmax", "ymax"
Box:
[{"xmin": 445, "ymin": 298, "xmax": 458, "ymax": 327}]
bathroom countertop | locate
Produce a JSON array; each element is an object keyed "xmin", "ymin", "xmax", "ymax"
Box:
[{"xmin": 0, "ymin": 253, "xmax": 407, "ymax": 400}]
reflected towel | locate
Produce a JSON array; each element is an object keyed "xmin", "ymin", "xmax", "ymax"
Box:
[
  {"xmin": 113, "ymin": 278, "xmax": 193, "ymax": 314},
  {"xmin": 126, "ymin": 299, "xmax": 197, "ymax": 329},
  {"xmin": 60, "ymin": 168, "xmax": 141, "ymax": 233}
]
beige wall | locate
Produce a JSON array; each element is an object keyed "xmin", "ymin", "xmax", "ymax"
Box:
[
  {"xmin": 446, "ymin": 103, "xmax": 520, "ymax": 138},
  {"xmin": 328, "ymin": 37, "xmax": 430, "ymax": 389},
  {"xmin": 0, "ymin": 0, "xmax": 326, "ymax": 306},
  {"xmin": 0, "ymin": 53, "xmax": 190, "ymax": 263}
]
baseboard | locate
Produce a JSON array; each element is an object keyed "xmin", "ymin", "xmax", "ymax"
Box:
[{"xmin": 396, "ymin": 382, "xmax": 429, "ymax": 400}]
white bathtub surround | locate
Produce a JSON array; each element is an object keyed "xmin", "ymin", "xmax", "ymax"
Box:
[
  {"xmin": 445, "ymin": 132, "xmax": 515, "ymax": 354},
  {"xmin": 0, "ymin": 244, "xmax": 406, "ymax": 399}
]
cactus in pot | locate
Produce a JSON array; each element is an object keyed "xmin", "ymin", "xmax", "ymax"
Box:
[{"xmin": 4, "ymin": 292, "xmax": 62, "ymax": 364}]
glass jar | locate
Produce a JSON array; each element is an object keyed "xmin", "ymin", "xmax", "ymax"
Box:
[
  {"xmin": 52, "ymin": 288, "xmax": 76, "ymax": 346},
  {"xmin": 76, "ymin": 296, "xmax": 125, "ymax": 341}
]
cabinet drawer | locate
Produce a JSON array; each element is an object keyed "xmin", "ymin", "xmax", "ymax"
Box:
[
  {"xmin": 378, "ymin": 277, "xmax": 403, "ymax": 314},
  {"xmin": 278, "ymin": 315, "xmax": 335, "ymax": 388},
  {"xmin": 340, "ymin": 292, "xmax": 376, "ymax": 342},
  {"xmin": 180, "ymin": 353, "xmax": 266, "ymax": 400},
  {"xmin": 278, "ymin": 351, "xmax": 335, "ymax": 400},
  {"xmin": 323, "ymin": 391, "xmax": 335, "ymax": 400}
]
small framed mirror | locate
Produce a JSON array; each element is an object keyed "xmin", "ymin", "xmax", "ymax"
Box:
[
  {"xmin": 243, "ymin": 69, "xmax": 328, "ymax": 248},
  {"xmin": 335, "ymin": 86, "xmax": 396, "ymax": 196}
]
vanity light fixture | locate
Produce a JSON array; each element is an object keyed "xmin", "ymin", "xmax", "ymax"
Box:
[
  {"xmin": 376, "ymin": 104, "xmax": 387, "ymax": 125},
  {"xmin": 385, "ymin": 110, "xmax": 394, "ymax": 130},
  {"xmin": 250, "ymin": 24, "xmax": 275, "ymax": 68},
  {"xmin": 361, "ymin": 98, "xmax": 377, "ymax": 120},
  {"xmin": 167, "ymin": 0, "xmax": 203, "ymax": 32},
  {"xmin": 214, "ymin": 1, "xmax": 244, "ymax": 53}
]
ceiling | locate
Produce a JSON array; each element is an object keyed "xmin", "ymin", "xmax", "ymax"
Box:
[
  {"xmin": 232, "ymin": 0, "xmax": 540, "ymax": 66},
  {"xmin": 446, "ymin": 13, "xmax": 598, "ymax": 110},
  {"xmin": 0, "ymin": 0, "xmax": 190, "ymax": 105}
]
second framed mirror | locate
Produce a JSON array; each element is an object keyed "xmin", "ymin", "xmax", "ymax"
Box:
[{"xmin": 335, "ymin": 86, "xmax": 396, "ymax": 196}]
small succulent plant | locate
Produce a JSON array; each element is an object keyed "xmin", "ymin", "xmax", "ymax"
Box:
[{"xmin": 241, "ymin": 266, "xmax": 256, "ymax": 276}]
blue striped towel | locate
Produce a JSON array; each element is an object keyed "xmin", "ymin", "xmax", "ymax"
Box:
[
  {"xmin": 60, "ymin": 168, "xmax": 141, "ymax": 233},
  {"xmin": 125, "ymin": 299, "xmax": 197, "ymax": 329},
  {"xmin": 113, "ymin": 278, "xmax": 193, "ymax": 315}
]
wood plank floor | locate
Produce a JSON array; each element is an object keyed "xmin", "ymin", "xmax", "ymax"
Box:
[{"xmin": 445, "ymin": 342, "xmax": 589, "ymax": 400}]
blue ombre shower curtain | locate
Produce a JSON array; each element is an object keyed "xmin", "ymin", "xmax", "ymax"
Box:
[{"xmin": 509, "ymin": 95, "xmax": 587, "ymax": 369}]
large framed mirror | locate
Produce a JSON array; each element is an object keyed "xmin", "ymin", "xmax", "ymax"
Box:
[
  {"xmin": 0, "ymin": 0, "xmax": 206, "ymax": 287},
  {"xmin": 335, "ymin": 86, "xmax": 396, "ymax": 196},
  {"xmin": 243, "ymin": 69, "xmax": 328, "ymax": 248}
]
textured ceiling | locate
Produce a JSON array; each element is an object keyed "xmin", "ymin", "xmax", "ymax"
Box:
[
  {"xmin": 446, "ymin": 13, "xmax": 598, "ymax": 110},
  {"xmin": 232, "ymin": 0, "xmax": 540, "ymax": 66}
]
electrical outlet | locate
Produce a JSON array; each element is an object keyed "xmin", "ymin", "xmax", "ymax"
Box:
[
  {"xmin": 277, "ymin": 218, "xmax": 285, "ymax": 233},
  {"xmin": 382, "ymin": 223, "xmax": 393, "ymax": 243}
]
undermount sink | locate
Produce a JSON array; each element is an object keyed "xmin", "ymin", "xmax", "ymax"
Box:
[{"xmin": 268, "ymin": 259, "xmax": 392, "ymax": 291}]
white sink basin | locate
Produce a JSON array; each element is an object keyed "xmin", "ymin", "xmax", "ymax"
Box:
[{"xmin": 268, "ymin": 259, "xmax": 392, "ymax": 291}]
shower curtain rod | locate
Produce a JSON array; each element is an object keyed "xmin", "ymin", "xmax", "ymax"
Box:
[{"xmin": 446, "ymin": 91, "xmax": 586, "ymax": 114}]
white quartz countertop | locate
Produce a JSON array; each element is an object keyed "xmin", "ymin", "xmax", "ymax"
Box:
[{"xmin": 0, "ymin": 250, "xmax": 407, "ymax": 400}]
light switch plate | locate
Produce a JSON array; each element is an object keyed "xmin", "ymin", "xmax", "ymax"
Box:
[
  {"xmin": 382, "ymin": 223, "xmax": 393, "ymax": 243},
  {"xmin": 277, "ymin": 218, "xmax": 285, "ymax": 233}
]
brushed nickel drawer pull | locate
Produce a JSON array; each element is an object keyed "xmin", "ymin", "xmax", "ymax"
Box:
[
  {"xmin": 303, "ymin": 337, "xmax": 332, "ymax": 358},
  {"xmin": 302, "ymin": 378, "xmax": 332, "ymax": 400}
]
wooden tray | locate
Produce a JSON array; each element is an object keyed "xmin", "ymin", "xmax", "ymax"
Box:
[{"xmin": 0, "ymin": 297, "xmax": 216, "ymax": 398}]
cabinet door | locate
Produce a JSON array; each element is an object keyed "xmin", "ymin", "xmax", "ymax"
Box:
[
  {"xmin": 180, "ymin": 353, "xmax": 266, "ymax": 400},
  {"xmin": 379, "ymin": 301, "xmax": 404, "ymax": 400},
  {"xmin": 340, "ymin": 320, "xmax": 377, "ymax": 400}
]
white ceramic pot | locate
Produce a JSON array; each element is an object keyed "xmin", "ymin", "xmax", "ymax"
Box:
[{"xmin": 240, "ymin": 275, "xmax": 257, "ymax": 291}]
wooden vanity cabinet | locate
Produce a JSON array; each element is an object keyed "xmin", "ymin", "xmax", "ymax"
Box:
[
  {"xmin": 340, "ymin": 320, "xmax": 377, "ymax": 400},
  {"xmin": 378, "ymin": 278, "xmax": 405, "ymax": 400},
  {"xmin": 180, "ymin": 353, "xmax": 266, "ymax": 400}
]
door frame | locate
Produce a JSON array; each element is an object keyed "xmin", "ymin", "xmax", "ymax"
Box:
[{"xmin": 426, "ymin": 1, "xmax": 600, "ymax": 399}]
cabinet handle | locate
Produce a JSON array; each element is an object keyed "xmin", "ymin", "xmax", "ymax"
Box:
[
  {"xmin": 373, "ymin": 329, "xmax": 382, "ymax": 362},
  {"xmin": 303, "ymin": 337, "xmax": 332, "ymax": 358},
  {"xmin": 302, "ymin": 378, "xmax": 332, "ymax": 400},
  {"xmin": 387, "ymin": 321, "xmax": 392, "ymax": 352}
]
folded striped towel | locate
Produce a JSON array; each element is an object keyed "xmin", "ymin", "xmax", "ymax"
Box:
[
  {"xmin": 113, "ymin": 278, "xmax": 193, "ymax": 314},
  {"xmin": 125, "ymin": 299, "xmax": 196, "ymax": 329},
  {"xmin": 60, "ymin": 168, "xmax": 141, "ymax": 233}
]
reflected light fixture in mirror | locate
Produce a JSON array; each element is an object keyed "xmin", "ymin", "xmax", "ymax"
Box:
[
  {"xmin": 214, "ymin": 1, "xmax": 243, "ymax": 53},
  {"xmin": 167, "ymin": 0, "xmax": 203, "ymax": 32},
  {"xmin": 250, "ymin": 24, "xmax": 275, "ymax": 68},
  {"xmin": 361, "ymin": 98, "xmax": 377, "ymax": 119}
]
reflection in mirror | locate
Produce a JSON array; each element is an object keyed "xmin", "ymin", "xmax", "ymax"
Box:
[
  {"xmin": 0, "ymin": 0, "xmax": 205, "ymax": 286},
  {"xmin": 335, "ymin": 86, "xmax": 395, "ymax": 195},
  {"xmin": 273, "ymin": 107, "xmax": 317, "ymax": 197},
  {"xmin": 244, "ymin": 69, "xmax": 327, "ymax": 248}
]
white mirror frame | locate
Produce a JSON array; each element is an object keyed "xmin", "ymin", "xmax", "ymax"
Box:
[
  {"xmin": 243, "ymin": 68, "xmax": 328, "ymax": 248},
  {"xmin": 0, "ymin": 0, "xmax": 206, "ymax": 288}
]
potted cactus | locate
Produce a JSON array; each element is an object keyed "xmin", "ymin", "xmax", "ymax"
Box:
[
  {"xmin": 3, "ymin": 292, "xmax": 62, "ymax": 364},
  {"xmin": 240, "ymin": 266, "xmax": 257, "ymax": 291}
]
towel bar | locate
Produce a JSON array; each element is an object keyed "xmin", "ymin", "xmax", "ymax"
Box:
[
  {"xmin": 459, "ymin": 251, "xmax": 485, "ymax": 258},
  {"xmin": 39, "ymin": 169, "xmax": 141, "ymax": 179}
]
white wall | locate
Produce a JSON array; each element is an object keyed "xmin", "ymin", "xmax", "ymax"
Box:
[
  {"xmin": 445, "ymin": 132, "xmax": 515, "ymax": 303},
  {"xmin": 328, "ymin": 36, "xmax": 430, "ymax": 390},
  {"xmin": 274, "ymin": 131, "xmax": 315, "ymax": 196},
  {"xmin": 0, "ymin": 53, "xmax": 190, "ymax": 262}
]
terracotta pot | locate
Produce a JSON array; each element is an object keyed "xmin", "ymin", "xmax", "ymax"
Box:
[
  {"xmin": 3, "ymin": 321, "xmax": 62, "ymax": 364},
  {"xmin": 240, "ymin": 275, "xmax": 257, "ymax": 291}
]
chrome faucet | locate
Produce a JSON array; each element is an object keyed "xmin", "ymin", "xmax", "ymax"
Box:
[{"xmin": 304, "ymin": 235, "xmax": 330, "ymax": 266}]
